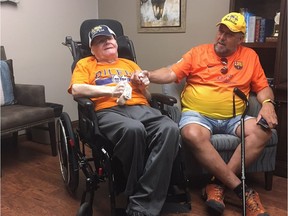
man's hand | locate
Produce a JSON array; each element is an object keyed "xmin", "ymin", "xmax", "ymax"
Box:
[
  {"xmin": 131, "ymin": 70, "xmax": 142, "ymax": 85},
  {"xmin": 131, "ymin": 70, "xmax": 150, "ymax": 89},
  {"xmin": 138, "ymin": 71, "xmax": 150, "ymax": 90},
  {"xmin": 257, "ymin": 103, "xmax": 278, "ymax": 129},
  {"xmin": 111, "ymin": 82, "xmax": 125, "ymax": 97}
]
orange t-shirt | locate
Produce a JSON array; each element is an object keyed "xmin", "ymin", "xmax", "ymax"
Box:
[
  {"xmin": 68, "ymin": 57, "xmax": 149, "ymax": 111},
  {"xmin": 171, "ymin": 44, "xmax": 268, "ymax": 119}
]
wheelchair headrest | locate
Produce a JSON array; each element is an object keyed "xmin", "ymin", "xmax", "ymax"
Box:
[
  {"xmin": 116, "ymin": 36, "xmax": 136, "ymax": 62},
  {"xmin": 80, "ymin": 19, "xmax": 124, "ymax": 51},
  {"xmin": 77, "ymin": 19, "xmax": 136, "ymax": 63}
]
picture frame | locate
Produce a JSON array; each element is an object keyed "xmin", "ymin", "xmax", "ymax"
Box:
[{"xmin": 138, "ymin": 0, "xmax": 186, "ymax": 33}]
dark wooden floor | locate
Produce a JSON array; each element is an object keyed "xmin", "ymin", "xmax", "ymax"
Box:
[{"xmin": 1, "ymin": 137, "xmax": 287, "ymax": 216}]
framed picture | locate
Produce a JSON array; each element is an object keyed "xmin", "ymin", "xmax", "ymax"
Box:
[{"xmin": 138, "ymin": 0, "xmax": 186, "ymax": 33}]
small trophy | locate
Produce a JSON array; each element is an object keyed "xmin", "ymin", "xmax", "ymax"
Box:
[{"xmin": 273, "ymin": 11, "xmax": 280, "ymax": 37}]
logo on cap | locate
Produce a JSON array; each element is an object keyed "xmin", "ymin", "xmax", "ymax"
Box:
[
  {"xmin": 217, "ymin": 12, "xmax": 246, "ymax": 34},
  {"xmin": 91, "ymin": 26, "xmax": 105, "ymax": 35},
  {"xmin": 89, "ymin": 25, "xmax": 116, "ymax": 47},
  {"xmin": 223, "ymin": 14, "xmax": 239, "ymax": 26}
]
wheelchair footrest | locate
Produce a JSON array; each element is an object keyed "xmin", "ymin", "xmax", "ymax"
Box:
[
  {"xmin": 114, "ymin": 208, "xmax": 126, "ymax": 216},
  {"xmin": 161, "ymin": 201, "xmax": 191, "ymax": 214},
  {"xmin": 166, "ymin": 193, "xmax": 190, "ymax": 203}
]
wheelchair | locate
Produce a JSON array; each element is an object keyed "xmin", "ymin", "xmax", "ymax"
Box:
[{"xmin": 57, "ymin": 19, "xmax": 191, "ymax": 216}]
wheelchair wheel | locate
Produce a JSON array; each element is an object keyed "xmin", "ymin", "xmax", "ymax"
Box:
[
  {"xmin": 57, "ymin": 112, "xmax": 79, "ymax": 193},
  {"xmin": 77, "ymin": 202, "xmax": 93, "ymax": 216}
]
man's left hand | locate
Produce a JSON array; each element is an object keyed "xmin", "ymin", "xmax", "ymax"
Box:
[{"xmin": 257, "ymin": 103, "xmax": 278, "ymax": 129}]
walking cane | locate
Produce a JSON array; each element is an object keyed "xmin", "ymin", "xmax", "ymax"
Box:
[{"xmin": 233, "ymin": 88, "xmax": 249, "ymax": 216}]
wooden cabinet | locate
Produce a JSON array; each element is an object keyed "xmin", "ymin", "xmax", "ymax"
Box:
[
  {"xmin": 230, "ymin": 0, "xmax": 287, "ymax": 177},
  {"xmin": 274, "ymin": 0, "xmax": 287, "ymax": 178}
]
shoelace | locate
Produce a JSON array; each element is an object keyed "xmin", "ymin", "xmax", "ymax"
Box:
[
  {"xmin": 212, "ymin": 185, "xmax": 224, "ymax": 200},
  {"xmin": 246, "ymin": 190, "xmax": 261, "ymax": 212}
]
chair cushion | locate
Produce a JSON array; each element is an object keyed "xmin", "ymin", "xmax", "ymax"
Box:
[
  {"xmin": 0, "ymin": 60, "xmax": 16, "ymax": 106},
  {"xmin": 1, "ymin": 105, "xmax": 55, "ymax": 132}
]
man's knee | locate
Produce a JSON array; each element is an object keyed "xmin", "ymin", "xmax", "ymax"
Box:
[
  {"xmin": 181, "ymin": 124, "xmax": 210, "ymax": 147},
  {"xmin": 164, "ymin": 119, "xmax": 179, "ymax": 134},
  {"xmin": 243, "ymin": 120, "xmax": 272, "ymax": 146},
  {"xmin": 123, "ymin": 121, "xmax": 146, "ymax": 136}
]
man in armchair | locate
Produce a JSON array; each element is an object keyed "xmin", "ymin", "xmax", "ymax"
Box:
[{"xmin": 134, "ymin": 12, "xmax": 277, "ymax": 216}]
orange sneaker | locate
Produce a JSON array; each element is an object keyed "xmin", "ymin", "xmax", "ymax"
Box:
[
  {"xmin": 202, "ymin": 183, "xmax": 225, "ymax": 214},
  {"xmin": 245, "ymin": 189, "xmax": 269, "ymax": 216}
]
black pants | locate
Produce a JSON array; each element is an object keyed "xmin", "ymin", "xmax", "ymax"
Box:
[{"xmin": 96, "ymin": 105, "xmax": 179, "ymax": 216}]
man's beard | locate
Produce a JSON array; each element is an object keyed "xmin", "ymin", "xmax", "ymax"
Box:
[{"xmin": 214, "ymin": 43, "xmax": 235, "ymax": 57}]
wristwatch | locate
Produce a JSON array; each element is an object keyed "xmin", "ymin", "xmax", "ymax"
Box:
[{"xmin": 262, "ymin": 99, "xmax": 276, "ymax": 107}]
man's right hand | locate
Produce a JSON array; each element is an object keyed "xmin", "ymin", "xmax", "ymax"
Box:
[
  {"xmin": 131, "ymin": 70, "xmax": 149, "ymax": 85},
  {"xmin": 111, "ymin": 82, "xmax": 125, "ymax": 97}
]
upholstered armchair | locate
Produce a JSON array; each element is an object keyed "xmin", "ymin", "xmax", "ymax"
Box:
[{"xmin": 0, "ymin": 46, "xmax": 62, "ymax": 156}]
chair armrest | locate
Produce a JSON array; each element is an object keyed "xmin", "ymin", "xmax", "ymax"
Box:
[
  {"xmin": 247, "ymin": 92, "xmax": 262, "ymax": 117},
  {"xmin": 15, "ymin": 84, "xmax": 46, "ymax": 107}
]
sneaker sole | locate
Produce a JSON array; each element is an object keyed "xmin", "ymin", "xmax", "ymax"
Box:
[
  {"xmin": 205, "ymin": 200, "xmax": 225, "ymax": 214},
  {"xmin": 202, "ymin": 189, "xmax": 225, "ymax": 214}
]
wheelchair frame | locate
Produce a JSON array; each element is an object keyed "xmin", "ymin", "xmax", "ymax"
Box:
[{"xmin": 57, "ymin": 111, "xmax": 119, "ymax": 216}]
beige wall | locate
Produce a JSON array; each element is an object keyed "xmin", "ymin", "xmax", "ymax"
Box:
[
  {"xmin": 1, "ymin": 0, "xmax": 230, "ymax": 121},
  {"xmin": 1, "ymin": 0, "xmax": 98, "ymax": 121},
  {"xmin": 99, "ymin": 0, "xmax": 230, "ymax": 93}
]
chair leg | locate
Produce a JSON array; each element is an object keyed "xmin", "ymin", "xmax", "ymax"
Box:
[
  {"xmin": 12, "ymin": 132, "xmax": 18, "ymax": 145},
  {"xmin": 26, "ymin": 128, "xmax": 33, "ymax": 140},
  {"xmin": 48, "ymin": 121, "xmax": 57, "ymax": 156},
  {"xmin": 264, "ymin": 171, "xmax": 273, "ymax": 191}
]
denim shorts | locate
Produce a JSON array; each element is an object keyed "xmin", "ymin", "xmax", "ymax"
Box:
[{"xmin": 179, "ymin": 110, "xmax": 254, "ymax": 136}]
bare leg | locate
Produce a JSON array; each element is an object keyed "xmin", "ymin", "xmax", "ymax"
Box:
[
  {"xmin": 227, "ymin": 118, "xmax": 272, "ymax": 174},
  {"xmin": 181, "ymin": 120, "xmax": 272, "ymax": 215},
  {"xmin": 181, "ymin": 124, "xmax": 241, "ymax": 190}
]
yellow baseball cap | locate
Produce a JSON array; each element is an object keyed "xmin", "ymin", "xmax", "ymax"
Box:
[{"xmin": 216, "ymin": 12, "xmax": 246, "ymax": 34}]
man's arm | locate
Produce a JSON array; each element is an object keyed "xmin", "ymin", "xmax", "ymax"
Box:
[
  {"xmin": 131, "ymin": 67, "xmax": 178, "ymax": 85},
  {"xmin": 146, "ymin": 67, "xmax": 178, "ymax": 84},
  {"xmin": 71, "ymin": 83, "xmax": 124, "ymax": 98},
  {"xmin": 256, "ymin": 86, "xmax": 278, "ymax": 128},
  {"xmin": 138, "ymin": 73, "xmax": 152, "ymax": 100}
]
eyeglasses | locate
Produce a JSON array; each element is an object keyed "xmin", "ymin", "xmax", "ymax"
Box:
[{"xmin": 220, "ymin": 57, "xmax": 228, "ymax": 74}]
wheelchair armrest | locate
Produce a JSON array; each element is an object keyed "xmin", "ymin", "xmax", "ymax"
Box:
[
  {"xmin": 74, "ymin": 97, "xmax": 95, "ymax": 120},
  {"xmin": 74, "ymin": 97, "xmax": 94, "ymax": 109},
  {"xmin": 150, "ymin": 93, "xmax": 177, "ymax": 106},
  {"xmin": 150, "ymin": 93, "xmax": 177, "ymax": 110},
  {"xmin": 150, "ymin": 93, "xmax": 177, "ymax": 111},
  {"xmin": 73, "ymin": 97, "xmax": 102, "ymax": 140},
  {"xmin": 150, "ymin": 93, "xmax": 181, "ymax": 123}
]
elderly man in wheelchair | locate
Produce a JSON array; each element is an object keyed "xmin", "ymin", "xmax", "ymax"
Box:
[{"xmin": 67, "ymin": 24, "xmax": 180, "ymax": 216}]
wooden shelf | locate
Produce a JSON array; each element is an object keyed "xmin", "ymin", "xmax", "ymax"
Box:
[
  {"xmin": 242, "ymin": 42, "xmax": 278, "ymax": 48},
  {"xmin": 275, "ymin": 81, "xmax": 288, "ymax": 91},
  {"xmin": 231, "ymin": 0, "xmax": 287, "ymax": 178}
]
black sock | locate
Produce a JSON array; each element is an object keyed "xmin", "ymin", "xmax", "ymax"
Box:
[{"xmin": 233, "ymin": 183, "xmax": 248, "ymax": 199}]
